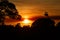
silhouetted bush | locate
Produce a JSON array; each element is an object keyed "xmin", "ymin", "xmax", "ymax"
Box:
[
  {"xmin": 15, "ymin": 23, "xmax": 22, "ymax": 33},
  {"xmin": 31, "ymin": 18, "xmax": 55, "ymax": 32},
  {"xmin": 55, "ymin": 22, "xmax": 60, "ymax": 32}
]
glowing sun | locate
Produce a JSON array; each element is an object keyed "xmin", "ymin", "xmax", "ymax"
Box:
[
  {"xmin": 23, "ymin": 19, "xmax": 30, "ymax": 24},
  {"xmin": 20, "ymin": 18, "xmax": 33, "ymax": 27}
]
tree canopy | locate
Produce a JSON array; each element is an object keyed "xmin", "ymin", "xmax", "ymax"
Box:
[{"xmin": 0, "ymin": 0, "xmax": 21, "ymax": 25}]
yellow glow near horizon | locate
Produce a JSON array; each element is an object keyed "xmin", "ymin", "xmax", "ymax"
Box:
[
  {"xmin": 23, "ymin": 16, "xmax": 29, "ymax": 19},
  {"xmin": 20, "ymin": 18, "xmax": 33, "ymax": 27},
  {"xmin": 23, "ymin": 19, "xmax": 30, "ymax": 24}
]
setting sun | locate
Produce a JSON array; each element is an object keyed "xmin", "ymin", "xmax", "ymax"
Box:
[
  {"xmin": 23, "ymin": 19, "xmax": 30, "ymax": 24},
  {"xmin": 20, "ymin": 18, "xmax": 33, "ymax": 27}
]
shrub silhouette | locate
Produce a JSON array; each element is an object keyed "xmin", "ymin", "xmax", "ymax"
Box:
[
  {"xmin": 31, "ymin": 18, "xmax": 55, "ymax": 32},
  {"xmin": 55, "ymin": 22, "xmax": 60, "ymax": 32}
]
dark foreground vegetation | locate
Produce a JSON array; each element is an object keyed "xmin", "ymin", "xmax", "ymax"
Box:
[{"xmin": 0, "ymin": 17, "xmax": 60, "ymax": 38}]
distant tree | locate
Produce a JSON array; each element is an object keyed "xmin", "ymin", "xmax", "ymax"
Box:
[
  {"xmin": 15, "ymin": 23, "xmax": 21, "ymax": 27},
  {"xmin": 44, "ymin": 12, "xmax": 48, "ymax": 16},
  {"xmin": 0, "ymin": 0, "xmax": 21, "ymax": 25}
]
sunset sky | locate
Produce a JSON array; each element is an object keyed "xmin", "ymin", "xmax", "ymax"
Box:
[
  {"xmin": 4, "ymin": 0, "xmax": 60, "ymax": 26},
  {"xmin": 9, "ymin": 0, "xmax": 60, "ymax": 18}
]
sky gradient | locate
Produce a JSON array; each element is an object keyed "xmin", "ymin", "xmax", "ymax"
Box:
[{"xmin": 9, "ymin": 0, "xmax": 60, "ymax": 18}]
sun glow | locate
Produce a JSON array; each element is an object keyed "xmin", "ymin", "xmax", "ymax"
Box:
[
  {"xmin": 23, "ymin": 19, "xmax": 31, "ymax": 24},
  {"xmin": 23, "ymin": 16, "xmax": 29, "ymax": 19},
  {"xmin": 20, "ymin": 18, "xmax": 33, "ymax": 27}
]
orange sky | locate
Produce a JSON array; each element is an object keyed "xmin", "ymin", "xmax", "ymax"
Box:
[
  {"xmin": 9, "ymin": 0, "xmax": 60, "ymax": 18},
  {"xmin": 4, "ymin": 0, "xmax": 60, "ymax": 26}
]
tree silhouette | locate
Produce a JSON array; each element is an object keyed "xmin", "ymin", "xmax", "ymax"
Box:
[
  {"xmin": 0, "ymin": 0, "xmax": 21, "ymax": 25},
  {"xmin": 44, "ymin": 12, "xmax": 48, "ymax": 16},
  {"xmin": 55, "ymin": 22, "xmax": 60, "ymax": 32},
  {"xmin": 31, "ymin": 18, "xmax": 55, "ymax": 32}
]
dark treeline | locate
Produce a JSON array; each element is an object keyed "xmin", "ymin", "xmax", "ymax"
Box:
[{"xmin": 0, "ymin": 17, "xmax": 60, "ymax": 37}]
